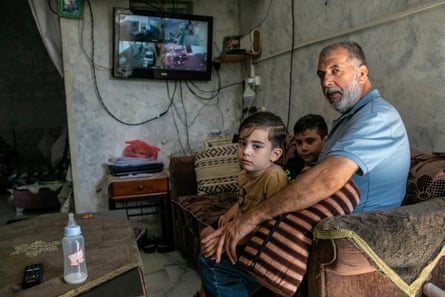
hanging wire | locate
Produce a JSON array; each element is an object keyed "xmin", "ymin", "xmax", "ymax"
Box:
[
  {"xmin": 286, "ymin": 0, "xmax": 295, "ymax": 128},
  {"xmin": 240, "ymin": 0, "xmax": 273, "ymax": 38},
  {"xmin": 171, "ymin": 81, "xmax": 193, "ymax": 153},
  {"xmin": 47, "ymin": 0, "xmax": 58, "ymax": 14},
  {"xmin": 178, "ymin": 82, "xmax": 191, "ymax": 151},
  {"xmin": 78, "ymin": 16, "xmax": 109, "ymax": 71},
  {"xmin": 184, "ymin": 71, "xmax": 222, "ymax": 101},
  {"xmin": 167, "ymin": 80, "xmax": 190, "ymax": 154},
  {"xmin": 83, "ymin": 0, "xmax": 244, "ymax": 151},
  {"xmin": 86, "ymin": 0, "xmax": 173, "ymax": 126}
]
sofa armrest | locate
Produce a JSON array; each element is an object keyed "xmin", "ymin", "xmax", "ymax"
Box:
[
  {"xmin": 169, "ymin": 156, "xmax": 197, "ymax": 200},
  {"xmin": 311, "ymin": 197, "xmax": 445, "ymax": 296}
]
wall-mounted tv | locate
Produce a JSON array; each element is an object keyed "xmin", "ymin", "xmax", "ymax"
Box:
[{"xmin": 112, "ymin": 7, "xmax": 213, "ymax": 81}]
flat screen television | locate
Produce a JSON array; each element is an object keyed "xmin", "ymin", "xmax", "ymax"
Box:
[{"xmin": 112, "ymin": 7, "xmax": 213, "ymax": 81}]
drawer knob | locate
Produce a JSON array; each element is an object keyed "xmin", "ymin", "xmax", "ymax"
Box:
[{"xmin": 137, "ymin": 184, "xmax": 144, "ymax": 191}]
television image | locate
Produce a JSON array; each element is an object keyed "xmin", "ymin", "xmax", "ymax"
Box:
[{"xmin": 112, "ymin": 7, "xmax": 213, "ymax": 81}]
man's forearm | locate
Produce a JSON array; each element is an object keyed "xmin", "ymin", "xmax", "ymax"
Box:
[{"xmin": 242, "ymin": 155, "xmax": 359, "ymax": 226}]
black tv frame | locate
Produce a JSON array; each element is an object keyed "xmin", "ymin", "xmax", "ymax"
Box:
[{"xmin": 112, "ymin": 7, "xmax": 213, "ymax": 81}]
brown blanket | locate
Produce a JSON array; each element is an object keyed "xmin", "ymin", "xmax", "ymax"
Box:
[
  {"xmin": 314, "ymin": 197, "xmax": 445, "ymax": 296},
  {"xmin": 0, "ymin": 212, "xmax": 145, "ymax": 297}
]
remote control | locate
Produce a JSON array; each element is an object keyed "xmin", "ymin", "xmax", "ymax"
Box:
[{"xmin": 22, "ymin": 263, "xmax": 42, "ymax": 289}]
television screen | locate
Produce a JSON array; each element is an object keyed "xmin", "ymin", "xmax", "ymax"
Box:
[{"xmin": 112, "ymin": 7, "xmax": 213, "ymax": 81}]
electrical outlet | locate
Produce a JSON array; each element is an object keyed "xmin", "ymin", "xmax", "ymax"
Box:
[
  {"xmin": 247, "ymin": 76, "xmax": 261, "ymax": 86},
  {"xmin": 260, "ymin": 106, "xmax": 266, "ymax": 111},
  {"xmin": 254, "ymin": 76, "xmax": 261, "ymax": 86}
]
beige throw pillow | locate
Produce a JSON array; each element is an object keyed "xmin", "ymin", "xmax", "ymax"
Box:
[{"xmin": 193, "ymin": 143, "xmax": 240, "ymax": 194}]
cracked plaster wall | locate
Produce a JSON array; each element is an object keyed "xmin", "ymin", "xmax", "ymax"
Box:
[
  {"xmin": 239, "ymin": 0, "xmax": 445, "ymax": 152},
  {"xmin": 62, "ymin": 0, "xmax": 445, "ymax": 212}
]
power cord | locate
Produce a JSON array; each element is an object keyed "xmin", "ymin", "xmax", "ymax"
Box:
[
  {"xmin": 85, "ymin": 0, "xmax": 243, "ymax": 151},
  {"xmin": 286, "ymin": 0, "xmax": 295, "ymax": 129},
  {"xmin": 86, "ymin": 0, "xmax": 173, "ymax": 126},
  {"xmin": 240, "ymin": 0, "xmax": 272, "ymax": 38},
  {"xmin": 47, "ymin": 0, "xmax": 58, "ymax": 15}
]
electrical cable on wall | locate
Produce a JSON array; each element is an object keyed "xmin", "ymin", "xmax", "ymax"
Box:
[
  {"xmin": 174, "ymin": 83, "xmax": 224, "ymax": 133},
  {"xmin": 86, "ymin": 0, "xmax": 240, "ymax": 128},
  {"xmin": 47, "ymin": 0, "xmax": 58, "ymax": 15},
  {"xmin": 79, "ymin": 18, "xmax": 109, "ymax": 71},
  {"xmin": 166, "ymin": 80, "xmax": 192, "ymax": 155},
  {"xmin": 286, "ymin": 0, "xmax": 296, "ymax": 128},
  {"xmin": 86, "ymin": 0, "xmax": 173, "ymax": 126},
  {"xmin": 240, "ymin": 0, "xmax": 272, "ymax": 38},
  {"xmin": 185, "ymin": 79, "xmax": 220, "ymax": 100},
  {"xmin": 241, "ymin": 59, "xmax": 258, "ymax": 121},
  {"xmin": 170, "ymin": 68, "xmax": 228, "ymax": 154},
  {"xmin": 168, "ymin": 84, "xmax": 196, "ymax": 156},
  {"xmin": 83, "ymin": 0, "xmax": 243, "ymax": 154},
  {"xmin": 175, "ymin": 82, "xmax": 192, "ymax": 153},
  {"xmin": 212, "ymin": 0, "xmax": 271, "ymax": 70},
  {"xmin": 168, "ymin": 67, "xmax": 230, "ymax": 154}
]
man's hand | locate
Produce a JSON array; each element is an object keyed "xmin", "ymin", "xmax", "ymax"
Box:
[
  {"xmin": 201, "ymin": 227, "xmax": 225, "ymax": 261},
  {"xmin": 200, "ymin": 226, "xmax": 220, "ymax": 259},
  {"xmin": 202, "ymin": 156, "xmax": 359, "ymax": 263},
  {"xmin": 218, "ymin": 211, "xmax": 235, "ymax": 227},
  {"xmin": 218, "ymin": 203, "xmax": 239, "ymax": 227},
  {"xmin": 202, "ymin": 215, "xmax": 258, "ymax": 264}
]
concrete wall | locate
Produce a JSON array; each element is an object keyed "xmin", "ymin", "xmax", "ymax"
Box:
[
  {"xmin": 61, "ymin": 0, "xmax": 445, "ymax": 212},
  {"xmin": 239, "ymin": 0, "xmax": 445, "ymax": 152},
  {"xmin": 61, "ymin": 0, "xmax": 243, "ymax": 212}
]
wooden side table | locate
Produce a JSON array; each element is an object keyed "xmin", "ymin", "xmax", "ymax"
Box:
[{"xmin": 108, "ymin": 172, "xmax": 173, "ymax": 250}]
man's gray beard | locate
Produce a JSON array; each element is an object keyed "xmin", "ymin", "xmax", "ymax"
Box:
[{"xmin": 333, "ymin": 75, "xmax": 362, "ymax": 113}]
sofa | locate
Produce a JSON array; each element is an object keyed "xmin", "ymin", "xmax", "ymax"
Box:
[{"xmin": 169, "ymin": 144, "xmax": 445, "ymax": 297}]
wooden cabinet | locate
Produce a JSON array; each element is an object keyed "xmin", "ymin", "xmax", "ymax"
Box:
[
  {"xmin": 109, "ymin": 174, "xmax": 168, "ymax": 198},
  {"xmin": 108, "ymin": 172, "xmax": 173, "ymax": 250}
]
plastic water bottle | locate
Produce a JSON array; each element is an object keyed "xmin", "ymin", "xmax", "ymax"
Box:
[{"xmin": 63, "ymin": 213, "xmax": 88, "ymax": 284}]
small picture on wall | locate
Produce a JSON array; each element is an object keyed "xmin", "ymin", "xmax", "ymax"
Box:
[
  {"xmin": 58, "ymin": 0, "xmax": 83, "ymax": 18},
  {"xmin": 222, "ymin": 35, "xmax": 243, "ymax": 54}
]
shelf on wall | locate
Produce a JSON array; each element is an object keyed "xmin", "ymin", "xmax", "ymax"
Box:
[{"xmin": 213, "ymin": 51, "xmax": 260, "ymax": 63}]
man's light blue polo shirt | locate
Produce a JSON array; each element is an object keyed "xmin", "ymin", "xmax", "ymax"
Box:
[{"xmin": 318, "ymin": 89, "xmax": 410, "ymax": 212}]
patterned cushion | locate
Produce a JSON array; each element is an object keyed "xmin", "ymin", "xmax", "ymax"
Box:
[
  {"xmin": 193, "ymin": 143, "xmax": 240, "ymax": 194},
  {"xmin": 404, "ymin": 150, "xmax": 445, "ymax": 205},
  {"xmin": 239, "ymin": 179, "xmax": 361, "ymax": 297}
]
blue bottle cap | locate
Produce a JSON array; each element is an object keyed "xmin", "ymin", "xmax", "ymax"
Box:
[{"xmin": 64, "ymin": 213, "xmax": 81, "ymax": 236}]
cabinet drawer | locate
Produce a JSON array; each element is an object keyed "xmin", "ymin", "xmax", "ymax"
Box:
[{"xmin": 110, "ymin": 176, "xmax": 168, "ymax": 198}]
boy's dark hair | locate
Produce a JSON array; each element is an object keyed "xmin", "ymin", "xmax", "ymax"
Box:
[
  {"xmin": 293, "ymin": 114, "xmax": 328, "ymax": 138},
  {"xmin": 239, "ymin": 111, "xmax": 287, "ymax": 149}
]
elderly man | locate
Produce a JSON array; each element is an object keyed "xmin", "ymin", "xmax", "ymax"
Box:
[{"xmin": 199, "ymin": 40, "xmax": 410, "ymax": 297}]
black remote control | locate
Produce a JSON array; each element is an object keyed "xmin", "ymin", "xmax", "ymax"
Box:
[{"xmin": 22, "ymin": 263, "xmax": 42, "ymax": 289}]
